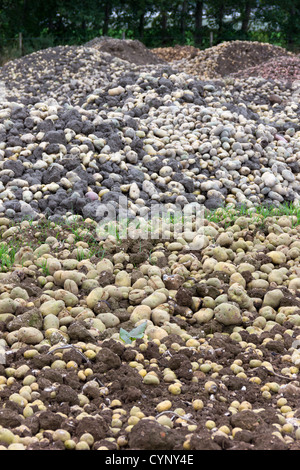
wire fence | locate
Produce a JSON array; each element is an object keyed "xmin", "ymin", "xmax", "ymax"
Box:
[
  {"xmin": 0, "ymin": 34, "xmax": 84, "ymax": 65},
  {"xmin": 0, "ymin": 29, "xmax": 216, "ymax": 66},
  {"xmin": 1, "ymin": 30, "xmax": 299, "ymax": 66}
]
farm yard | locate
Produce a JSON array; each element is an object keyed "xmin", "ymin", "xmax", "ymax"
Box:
[{"xmin": 0, "ymin": 1, "xmax": 300, "ymax": 452}]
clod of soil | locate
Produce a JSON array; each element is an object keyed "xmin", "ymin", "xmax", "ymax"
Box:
[
  {"xmin": 153, "ymin": 40, "xmax": 294, "ymax": 79},
  {"xmin": 86, "ymin": 36, "xmax": 166, "ymax": 65}
]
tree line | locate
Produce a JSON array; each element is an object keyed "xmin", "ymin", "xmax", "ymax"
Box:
[{"xmin": 0, "ymin": 0, "xmax": 299, "ymax": 58}]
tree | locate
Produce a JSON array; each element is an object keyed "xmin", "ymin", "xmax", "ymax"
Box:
[
  {"xmin": 101, "ymin": 0, "xmax": 112, "ymax": 35},
  {"xmin": 205, "ymin": 0, "xmax": 232, "ymax": 42},
  {"xmin": 257, "ymin": 0, "xmax": 300, "ymax": 49},
  {"xmin": 194, "ymin": 0, "xmax": 204, "ymax": 47},
  {"xmin": 1, "ymin": 0, "xmax": 300, "ymax": 57},
  {"xmin": 240, "ymin": 0, "xmax": 257, "ymax": 34},
  {"xmin": 180, "ymin": 0, "xmax": 188, "ymax": 40},
  {"xmin": 112, "ymin": 0, "xmax": 154, "ymax": 40}
]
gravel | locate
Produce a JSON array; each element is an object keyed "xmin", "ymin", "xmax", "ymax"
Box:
[
  {"xmin": 0, "ymin": 44, "xmax": 299, "ymax": 224},
  {"xmin": 0, "ymin": 39, "xmax": 300, "ymax": 451},
  {"xmin": 153, "ymin": 40, "xmax": 294, "ymax": 80},
  {"xmin": 86, "ymin": 36, "xmax": 166, "ymax": 66},
  {"xmin": 0, "ymin": 212, "xmax": 299, "ymax": 450},
  {"xmin": 232, "ymin": 55, "xmax": 300, "ymax": 82}
]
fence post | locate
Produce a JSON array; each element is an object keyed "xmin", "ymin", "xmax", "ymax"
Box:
[
  {"xmin": 19, "ymin": 32, "xmax": 23, "ymax": 56},
  {"xmin": 210, "ymin": 31, "xmax": 213, "ymax": 47}
]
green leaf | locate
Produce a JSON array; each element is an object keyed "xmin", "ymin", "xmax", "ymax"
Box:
[
  {"xmin": 119, "ymin": 328, "xmax": 133, "ymax": 344},
  {"xmin": 128, "ymin": 321, "xmax": 148, "ymax": 340},
  {"xmin": 119, "ymin": 321, "xmax": 147, "ymax": 344}
]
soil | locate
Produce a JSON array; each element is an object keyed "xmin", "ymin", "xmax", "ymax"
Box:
[
  {"xmin": 213, "ymin": 41, "xmax": 293, "ymax": 78},
  {"xmin": 85, "ymin": 37, "xmax": 166, "ymax": 66},
  {"xmin": 152, "ymin": 44, "xmax": 200, "ymax": 62},
  {"xmin": 152, "ymin": 40, "xmax": 294, "ymax": 80},
  {"xmin": 1, "ymin": 321, "xmax": 299, "ymax": 451},
  {"xmin": 231, "ymin": 55, "xmax": 300, "ymax": 82},
  {"xmin": 0, "ymin": 37, "xmax": 300, "ymax": 452},
  {"xmin": 1, "ymin": 224, "xmax": 300, "ymax": 451}
]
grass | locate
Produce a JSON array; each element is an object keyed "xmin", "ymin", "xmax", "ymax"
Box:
[
  {"xmin": 205, "ymin": 202, "xmax": 300, "ymax": 228},
  {"xmin": 0, "ymin": 215, "xmax": 107, "ymax": 272},
  {"xmin": 0, "ymin": 242, "xmax": 17, "ymax": 271},
  {"xmin": 0, "ymin": 201, "xmax": 299, "ymax": 272},
  {"xmin": 37, "ymin": 259, "xmax": 50, "ymax": 276}
]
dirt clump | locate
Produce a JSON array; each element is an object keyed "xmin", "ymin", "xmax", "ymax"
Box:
[
  {"xmin": 86, "ymin": 36, "xmax": 166, "ymax": 65},
  {"xmin": 153, "ymin": 40, "xmax": 294, "ymax": 79},
  {"xmin": 232, "ymin": 55, "xmax": 300, "ymax": 82}
]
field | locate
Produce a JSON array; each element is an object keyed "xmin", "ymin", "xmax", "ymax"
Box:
[{"xmin": 0, "ymin": 37, "xmax": 300, "ymax": 451}]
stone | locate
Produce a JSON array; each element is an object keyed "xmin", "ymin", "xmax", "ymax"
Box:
[
  {"xmin": 96, "ymin": 313, "xmax": 120, "ymax": 328},
  {"xmin": 18, "ymin": 327, "xmax": 44, "ymax": 344},
  {"xmin": 40, "ymin": 300, "xmax": 65, "ymax": 317},
  {"xmin": 86, "ymin": 288, "xmax": 105, "ymax": 309},
  {"xmin": 43, "ymin": 314, "xmax": 60, "ymax": 330},
  {"xmin": 282, "ymin": 169, "xmax": 295, "ymax": 182},
  {"xmin": 0, "ymin": 299, "xmax": 17, "ymax": 314},
  {"xmin": 10, "ymin": 287, "xmax": 29, "ymax": 300},
  {"xmin": 230, "ymin": 410, "xmax": 261, "ymax": 431},
  {"xmin": 261, "ymin": 172, "xmax": 277, "ymax": 187},
  {"xmin": 7, "ymin": 308, "xmax": 43, "ymax": 331},
  {"xmin": 214, "ymin": 303, "xmax": 242, "ymax": 326},
  {"xmin": 262, "ymin": 289, "xmax": 284, "ymax": 308},
  {"xmin": 128, "ymin": 419, "xmax": 177, "ymax": 450},
  {"xmin": 108, "ymin": 86, "xmax": 125, "ymax": 96},
  {"xmin": 193, "ymin": 308, "xmax": 214, "ymax": 324},
  {"xmin": 68, "ymin": 321, "xmax": 95, "ymax": 342},
  {"xmin": 85, "ymin": 191, "xmax": 98, "ymax": 201},
  {"xmin": 126, "ymin": 151, "xmax": 138, "ymax": 164},
  {"xmin": 130, "ymin": 305, "xmax": 152, "ymax": 323},
  {"xmin": 141, "ymin": 292, "xmax": 167, "ymax": 309},
  {"xmin": 267, "ymin": 251, "xmax": 286, "ymax": 264},
  {"xmin": 115, "ymin": 271, "xmax": 131, "ymax": 287}
]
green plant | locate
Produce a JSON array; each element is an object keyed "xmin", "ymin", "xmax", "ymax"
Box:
[
  {"xmin": 38, "ymin": 259, "xmax": 50, "ymax": 276},
  {"xmin": 119, "ymin": 321, "xmax": 148, "ymax": 344},
  {"xmin": 205, "ymin": 202, "xmax": 300, "ymax": 229},
  {"xmin": 0, "ymin": 243, "xmax": 16, "ymax": 271},
  {"xmin": 148, "ymin": 249, "xmax": 157, "ymax": 265}
]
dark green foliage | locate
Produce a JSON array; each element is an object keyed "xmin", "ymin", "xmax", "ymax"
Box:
[{"xmin": 0, "ymin": 0, "xmax": 299, "ymax": 63}]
